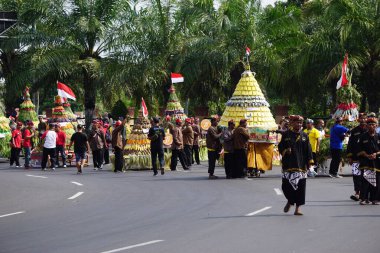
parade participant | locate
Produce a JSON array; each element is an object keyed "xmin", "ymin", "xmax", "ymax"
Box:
[
  {"xmin": 277, "ymin": 117, "xmax": 289, "ymax": 134},
  {"xmin": 279, "ymin": 115, "xmax": 313, "ymax": 215},
  {"xmin": 169, "ymin": 119, "xmax": 189, "ymax": 171},
  {"xmin": 54, "ymin": 124, "xmax": 67, "ymax": 168},
  {"xmin": 103, "ymin": 123, "xmax": 111, "ymax": 165},
  {"xmin": 347, "ymin": 114, "xmax": 367, "ymax": 201},
  {"xmin": 223, "ymin": 120, "xmax": 235, "ymax": 179},
  {"xmin": 148, "ymin": 117, "xmax": 165, "ymax": 176},
  {"xmin": 192, "ymin": 118, "xmax": 201, "ymax": 165},
  {"xmin": 316, "ymin": 119, "xmax": 326, "ymax": 140},
  {"xmin": 37, "ymin": 116, "xmax": 47, "ymax": 139},
  {"xmin": 182, "ymin": 118, "xmax": 194, "ymax": 168},
  {"xmin": 357, "ymin": 118, "xmax": 380, "ymax": 205},
  {"xmin": 112, "ymin": 118, "xmax": 127, "ymax": 173},
  {"xmin": 303, "ymin": 119, "xmax": 320, "ymax": 176},
  {"xmin": 206, "ymin": 117, "xmax": 222, "ymax": 179},
  {"xmin": 89, "ymin": 120, "xmax": 106, "ymax": 170},
  {"xmin": 69, "ymin": 125, "xmax": 90, "ymax": 174},
  {"xmin": 41, "ymin": 124, "xmax": 57, "ymax": 171},
  {"xmin": 22, "ymin": 122, "xmax": 35, "ymax": 169},
  {"xmin": 329, "ymin": 117, "xmax": 349, "ymax": 178},
  {"xmin": 10, "ymin": 121, "xmax": 23, "ymax": 168},
  {"xmin": 232, "ymin": 119, "xmax": 250, "ymax": 178}
]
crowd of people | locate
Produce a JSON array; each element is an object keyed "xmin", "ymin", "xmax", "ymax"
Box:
[{"xmin": 7, "ymin": 111, "xmax": 380, "ymax": 214}]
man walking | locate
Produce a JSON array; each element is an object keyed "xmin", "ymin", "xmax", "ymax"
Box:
[
  {"xmin": 103, "ymin": 123, "xmax": 111, "ymax": 165},
  {"xmin": 329, "ymin": 117, "xmax": 349, "ymax": 178},
  {"xmin": 279, "ymin": 115, "xmax": 313, "ymax": 215},
  {"xmin": 55, "ymin": 124, "xmax": 67, "ymax": 168},
  {"xmin": 347, "ymin": 114, "xmax": 367, "ymax": 201},
  {"xmin": 206, "ymin": 117, "xmax": 222, "ymax": 179},
  {"xmin": 41, "ymin": 124, "xmax": 57, "ymax": 171},
  {"xmin": 303, "ymin": 119, "xmax": 320, "ymax": 176},
  {"xmin": 232, "ymin": 119, "xmax": 250, "ymax": 178},
  {"xmin": 10, "ymin": 121, "xmax": 23, "ymax": 168},
  {"xmin": 192, "ymin": 118, "xmax": 201, "ymax": 165},
  {"xmin": 169, "ymin": 119, "xmax": 189, "ymax": 171},
  {"xmin": 112, "ymin": 118, "xmax": 127, "ymax": 173},
  {"xmin": 22, "ymin": 122, "xmax": 35, "ymax": 169},
  {"xmin": 90, "ymin": 120, "xmax": 107, "ymax": 170},
  {"xmin": 182, "ymin": 118, "xmax": 194, "ymax": 168},
  {"xmin": 69, "ymin": 125, "xmax": 90, "ymax": 174},
  {"xmin": 223, "ymin": 120, "xmax": 235, "ymax": 178},
  {"xmin": 357, "ymin": 118, "xmax": 380, "ymax": 205},
  {"xmin": 148, "ymin": 117, "xmax": 165, "ymax": 176}
]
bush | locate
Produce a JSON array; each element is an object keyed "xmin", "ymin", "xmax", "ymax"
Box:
[{"xmin": 111, "ymin": 100, "xmax": 128, "ymax": 119}]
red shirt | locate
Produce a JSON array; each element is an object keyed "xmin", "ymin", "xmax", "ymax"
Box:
[
  {"xmin": 12, "ymin": 129, "xmax": 22, "ymax": 148},
  {"xmin": 22, "ymin": 129, "xmax": 32, "ymax": 148},
  {"xmin": 56, "ymin": 131, "xmax": 66, "ymax": 146}
]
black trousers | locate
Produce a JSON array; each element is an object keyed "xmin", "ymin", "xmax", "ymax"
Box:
[
  {"xmin": 184, "ymin": 144, "xmax": 192, "ymax": 167},
  {"xmin": 92, "ymin": 149, "xmax": 104, "ymax": 168},
  {"xmin": 151, "ymin": 148, "xmax": 164, "ymax": 173},
  {"xmin": 282, "ymin": 177, "xmax": 306, "ymax": 206},
  {"xmin": 55, "ymin": 145, "xmax": 66, "ymax": 166},
  {"xmin": 208, "ymin": 150, "xmax": 218, "ymax": 175},
  {"xmin": 360, "ymin": 172, "xmax": 380, "ymax": 201},
  {"xmin": 10, "ymin": 148, "xmax": 21, "ymax": 166},
  {"xmin": 224, "ymin": 152, "xmax": 234, "ymax": 178},
  {"xmin": 329, "ymin": 149, "xmax": 342, "ymax": 176},
  {"xmin": 42, "ymin": 147, "xmax": 56, "ymax": 169},
  {"xmin": 171, "ymin": 149, "xmax": 188, "ymax": 171},
  {"xmin": 192, "ymin": 145, "xmax": 200, "ymax": 165},
  {"xmin": 114, "ymin": 147, "xmax": 124, "ymax": 172},
  {"xmin": 353, "ymin": 175, "xmax": 362, "ymax": 193},
  {"xmin": 234, "ymin": 149, "xmax": 247, "ymax": 178},
  {"xmin": 104, "ymin": 146, "xmax": 110, "ymax": 164}
]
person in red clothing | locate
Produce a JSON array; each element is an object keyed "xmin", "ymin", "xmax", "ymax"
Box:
[
  {"xmin": 55, "ymin": 124, "xmax": 67, "ymax": 168},
  {"xmin": 10, "ymin": 121, "xmax": 23, "ymax": 167},
  {"xmin": 22, "ymin": 122, "xmax": 35, "ymax": 169}
]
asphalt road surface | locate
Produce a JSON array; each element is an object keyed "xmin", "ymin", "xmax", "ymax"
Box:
[{"xmin": 0, "ymin": 162, "xmax": 379, "ymax": 253}]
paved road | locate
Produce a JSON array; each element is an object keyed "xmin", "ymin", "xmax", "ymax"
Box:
[{"xmin": 0, "ymin": 162, "xmax": 379, "ymax": 253}]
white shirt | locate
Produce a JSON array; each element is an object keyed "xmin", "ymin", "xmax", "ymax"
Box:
[{"xmin": 44, "ymin": 130, "xmax": 57, "ymax": 149}]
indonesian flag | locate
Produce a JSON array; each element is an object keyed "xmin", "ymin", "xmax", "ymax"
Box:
[
  {"xmin": 246, "ymin": 46, "xmax": 251, "ymax": 56},
  {"xmin": 171, "ymin": 73, "xmax": 184, "ymax": 83},
  {"xmin": 336, "ymin": 54, "xmax": 349, "ymax": 89},
  {"xmin": 57, "ymin": 81, "xmax": 76, "ymax": 101},
  {"xmin": 141, "ymin": 97, "xmax": 148, "ymax": 117}
]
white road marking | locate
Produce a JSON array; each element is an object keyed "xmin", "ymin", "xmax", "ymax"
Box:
[
  {"xmin": 274, "ymin": 188, "xmax": 283, "ymax": 195},
  {"xmin": 100, "ymin": 240, "xmax": 164, "ymax": 253},
  {"xmin": 245, "ymin": 178, "xmax": 252, "ymax": 181},
  {"xmin": 71, "ymin": 181, "xmax": 83, "ymax": 186},
  {"xmin": 245, "ymin": 206, "xmax": 272, "ymax": 217},
  {"xmin": 67, "ymin": 192, "xmax": 84, "ymax": 200},
  {"xmin": 0, "ymin": 211, "xmax": 25, "ymax": 218},
  {"xmin": 26, "ymin": 174, "xmax": 47, "ymax": 179}
]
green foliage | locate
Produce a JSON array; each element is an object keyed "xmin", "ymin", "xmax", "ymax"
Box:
[{"xmin": 111, "ymin": 100, "xmax": 128, "ymax": 119}]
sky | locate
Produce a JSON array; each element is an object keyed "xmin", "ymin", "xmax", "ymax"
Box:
[{"xmin": 261, "ymin": 0, "xmax": 285, "ymax": 6}]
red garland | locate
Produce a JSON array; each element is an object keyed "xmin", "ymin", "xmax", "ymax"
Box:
[{"xmin": 337, "ymin": 102, "xmax": 357, "ymax": 111}]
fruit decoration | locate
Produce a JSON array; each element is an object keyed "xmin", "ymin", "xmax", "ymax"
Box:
[
  {"xmin": 18, "ymin": 86, "xmax": 38, "ymax": 122},
  {"xmin": 219, "ymin": 64, "xmax": 277, "ymax": 143},
  {"xmin": 164, "ymin": 85, "xmax": 187, "ymax": 124}
]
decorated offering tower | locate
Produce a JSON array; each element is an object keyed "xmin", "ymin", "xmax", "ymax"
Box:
[
  {"xmin": 123, "ymin": 109, "xmax": 152, "ymax": 170},
  {"xmin": 219, "ymin": 63, "xmax": 278, "ymax": 174},
  {"xmin": 164, "ymin": 85, "xmax": 187, "ymax": 123},
  {"xmin": 18, "ymin": 87, "xmax": 38, "ymax": 123},
  {"xmin": 49, "ymin": 96, "xmax": 75, "ymax": 143},
  {"xmin": 0, "ymin": 115, "xmax": 11, "ymax": 158},
  {"xmin": 62, "ymin": 97, "xmax": 77, "ymax": 120}
]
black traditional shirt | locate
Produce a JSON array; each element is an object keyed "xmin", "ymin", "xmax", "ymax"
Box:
[
  {"xmin": 347, "ymin": 125, "xmax": 367, "ymax": 161},
  {"xmin": 357, "ymin": 132, "xmax": 380, "ymax": 171},
  {"xmin": 278, "ymin": 130, "xmax": 313, "ymax": 172}
]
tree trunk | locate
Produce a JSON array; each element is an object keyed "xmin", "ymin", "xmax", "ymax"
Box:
[{"xmin": 83, "ymin": 71, "xmax": 96, "ymax": 132}]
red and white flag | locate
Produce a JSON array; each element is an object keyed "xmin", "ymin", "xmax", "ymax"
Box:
[
  {"xmin": 245, "ymin": 46, "xmax": 251, "ymax": 56},
  {"xmin": 57, "ymin": 81, "xmax": 76, "ymax": 101},
  {"xmin": 336, "ymin": 54, "xmax": 349, "ymax": 89},
  {"xmin": 171, "ymin": 73, "xmax": 184, "ymax": 83},
  {"xmin": 141, "ymin": 98, "xmax": 148, "ymax": 117}
]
